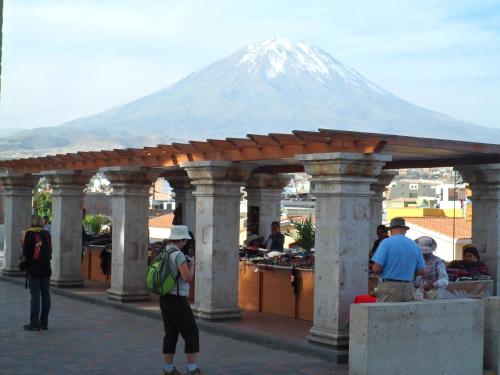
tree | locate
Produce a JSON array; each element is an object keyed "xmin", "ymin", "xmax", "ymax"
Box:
[
  {"xmin": 33, "ymin": 191, "xmax": 52, "ymax": 219},
  {"xmin": 33, "ymin": 178, "xmax": 52, "ymax": 219}
]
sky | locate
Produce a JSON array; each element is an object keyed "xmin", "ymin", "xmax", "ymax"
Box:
[{"xmin": 0, "ymin": 0, "xmax": 499, "ymax": 131}]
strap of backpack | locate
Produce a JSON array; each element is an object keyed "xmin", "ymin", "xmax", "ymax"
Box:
[{"xmin": 166, "ymin": 247, "xmax": 182, "ymax": 295}]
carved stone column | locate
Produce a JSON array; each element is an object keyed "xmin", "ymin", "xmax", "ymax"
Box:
[
  {"xmin": 369, "ymin": 170, "xmax": 398, "ymax": 243},
  {"xmin": 101, "ymin": 167, "xmax": 161, "ymax": 301},
  {"xmin": 455, "ymin": 164, "xmax": 500, "ymax": 294},
  {"xmin": 0, "ymin": 171, "xmax": 35, "ymax": 276},
  {"xmin": 182, "ymin": 161, "xmax": 252, "ymax": 319},
  {"xmin": 296, "ymin": 152, "xmax": 391, "ymax": 348},
  {"xmin": 246, "ymin": 173, "xmax": 289, "ymax": 240},
  {"xmin": 168, "ymin": 174, "xmax": 196, "ymax": 233},
  {"xmin": 44, "ymin": 170, "xmax": 92, "ymax": 287}
]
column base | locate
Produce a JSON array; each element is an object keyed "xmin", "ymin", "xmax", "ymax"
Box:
[
  {"xmin": 308, "ymin": 326, "xmax": 349, "ymax": 349},
  {"xmin": 107, "ymin": 288, "xmax": 150, "ymax": 302},
  {"xmin": 192, "ymin": 305, "xmax": 242, "ymax": 320},
  {"xmin": 50, "ymin": 277, "xmax": 84, "ymax": 288},
  {"xmin": 1, "ymin": 268, "xmax": 25, "ymax": 277}
]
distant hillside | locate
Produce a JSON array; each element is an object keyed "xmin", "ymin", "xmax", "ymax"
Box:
[{"xmin": 1, "ymin": 37, "xmax": 499, "ymax": 159}]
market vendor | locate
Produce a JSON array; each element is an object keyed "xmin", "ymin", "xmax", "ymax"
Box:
[
  {"xmin": 244, "ymin": 234, "xmax": 262, "ymax": 258},
  {"xmin": 265, "ymin": 221, "xmax": 285, "ymax": 251},
  {"xmin": 413, "ymin": 236, "xmax": 448, "ymax": 299},
  {"xmin": 448, "ymin": 246, "xmax": 490, "ymax": 278}
]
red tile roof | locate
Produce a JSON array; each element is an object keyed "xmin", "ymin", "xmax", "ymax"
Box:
[
  {"xmin": 148, "ymin": 213, "xmax": 174, "ymax": 228},
  {"xmin": 405, "ymin": 217, "xmax": 471, "ymax": 239}
]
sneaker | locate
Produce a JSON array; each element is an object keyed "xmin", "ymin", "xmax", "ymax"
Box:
[
  {"xmin": 163, "ymin": 368, "xmax": 182, "ymax": 375},
  {"xmin": 23, "ymin": 324, "xmax": 41, "ymax": 331},
  {"xmin": 187, "ymin": 369, "xmax": 202, "ymax": 375}
]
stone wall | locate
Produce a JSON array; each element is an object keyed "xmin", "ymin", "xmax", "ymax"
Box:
[
  {"xmin": 349, "ymin": 299, "xmax": 484, "ymax": 375},
  {"xmin": 484, "ymin": 297, "xmax": 500, "ymax": 373},
  {"xmin": 83, "ymin": 193, "xmax": 111, "ymax": 216}
]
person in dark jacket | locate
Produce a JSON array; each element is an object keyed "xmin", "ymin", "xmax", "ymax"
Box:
[
  {"xmin": 265, "ymin": 221, "xmax": 285, "ymax": 251},
  {"xmin": 22, "ymin": 215, "xmax": 52, "ymax": 331}
]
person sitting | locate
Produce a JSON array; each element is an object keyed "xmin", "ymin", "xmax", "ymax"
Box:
[
  {"xmin": 413, "ymin": 236, "xmax": 448, "ymax": 299},
  {"xmin": 244, "ymin": 234, "xmax": 262, "ymax": 258},
  {"xmin": 448, "ymin": 246, "xmax": 490, "ymax": 278},
  {"xmin": 265, "ymin": 221, "xmax": 285, "ymax": 251}
]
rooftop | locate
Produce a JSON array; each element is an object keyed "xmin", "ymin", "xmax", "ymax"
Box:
[{"xmin": 405, "ymin": 216, "xmax": 471, "ymax": 240}]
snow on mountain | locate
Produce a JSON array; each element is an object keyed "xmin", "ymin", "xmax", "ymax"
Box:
[{"xmin": 1, "ymin": 37, "xmax": 499, "ymax": 158}]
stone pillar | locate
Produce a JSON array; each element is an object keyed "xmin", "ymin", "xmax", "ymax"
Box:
[
  {"xmin": 182, "ymin": 161, "xmax": 252, "ymax": 319},
  {"xmin": 43, "ymin": 171, "xmax": 91, "ymax": 287},
  {"xmin": 168, "ymin": 175, "xmax": 196, "ymax": 233},
  {"xmin": 0, "ymin": 172, "xmax": 35, "ymax": 276},
  {"xmin": 369, "ymin": 171, "xmax": 398, "ymax": 243},
  {"xmin": 245, "ymin": 173, "xmax": 289, "ymax": 240},
  {"xmin": 455, "ymin": 164, "xmax": 500, "ymax": 294},
  {"xmin": 101, "ymin": 167, "xmax": 161, "ymax": 302},
  {"xmin": 296, "ymin": 152, "xmax": 391, "ymax": 348}
]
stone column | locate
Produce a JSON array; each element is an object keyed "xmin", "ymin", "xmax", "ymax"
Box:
[
  {"xmin": 43, "ymin": 171, "xmax": 91, "ymax": 287},
  {"xmin": 455, "ymin": 164, "xmax": 500, "ymax": 294},
  {"xmin": 296, "ymin": 152, "xmax": 391, "ymax": 348},
  {"xmin": 369, "ymin": 171, "xmax": 398, "ymax": 243},
  {"xmin": 168, "ymin": 175, "xmax": 196, "ymax": 233},
  {"xmin": 246, "ymin": 173, "xmax": 289, "ymax": 240},
  {"xmin": 101, "ymin": 167, "xmax": 161, "ymax": 302},
  {"xmin": 0, "ymin": 172, "xmax": 35, "ymax": 276},
  {"xmin": 182, "ymin": 161, "xmax": 252, "ymax": 319}
]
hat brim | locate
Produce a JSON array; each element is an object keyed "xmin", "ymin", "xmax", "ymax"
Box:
[
  {"xmin": 421, "ymin": 247, "xmax": 434, "ymax": 254},
  {"xmin": 166, "ymin": 234, "xmax": 192, "ymax": 240}
]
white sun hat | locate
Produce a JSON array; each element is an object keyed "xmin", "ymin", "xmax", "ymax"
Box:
[
  {"xmin": 415, "ymin": 236, "xmax": 437, "ymax": 254},
  {"xmin": 165, "ymin": 225, "xmax": 192, "ymax": 240}
]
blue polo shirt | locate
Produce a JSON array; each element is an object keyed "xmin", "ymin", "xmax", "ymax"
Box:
[{"xmin": 371, "ymin": 234, "xmax": 425, "ymax": 281}]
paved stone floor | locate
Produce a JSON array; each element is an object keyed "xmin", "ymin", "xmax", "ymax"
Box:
[{"xmin": 0, "ymin": 280, "xmax": 347, "ymax": 375}]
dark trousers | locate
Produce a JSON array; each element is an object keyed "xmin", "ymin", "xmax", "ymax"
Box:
[
  {"xmin": 160, "ymin": 294, "xmax": 199, "ymax": 354},
  {"xmin": 28, "ymin": 276, "xmax": 51, "ymax": 328}
]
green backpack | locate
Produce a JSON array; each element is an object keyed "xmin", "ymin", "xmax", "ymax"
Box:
[{"xmin": 146, "ymin": 247, "xmax": 180, "ymax": 295}]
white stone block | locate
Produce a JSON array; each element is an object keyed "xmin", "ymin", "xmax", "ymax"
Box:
[
  {"xmin": 349, "ymin": 299, "xmax": 484, "ymax": 375},
  {"xmin": 484, "ymin": 297, "xmax": 500, "ymax": 373}
]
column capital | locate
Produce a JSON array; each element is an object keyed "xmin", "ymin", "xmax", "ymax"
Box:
[
  {"xmin": 296, "ymin": 153, "xmax": 391, "ymax": 197},
  {"xmin": 295, "ymin": 152, "xmax": 391, "ymax": 178},
  {"xmin": 246, "ymin": 172, "xmax": 290, "ymax": 190},
  {"xmin": 455, "ymin": 164, "xmax": 500, "ymax": 200},
  {"xmin": 181, "ymin": 161, "xmax": 253, "ymax": 186},
  {"xmin": 40, "ymin": 170, "xmax": 92, "ymax": 187},
  {"xmin": 100, "ymin": 167, "xmax": 162, "ymax": 197},
  {"xmin": 371, "ymin": 170, "xmax": 399, "ymax": 194},
  {"xmin": 0, "ymin": 171, "xmax": 36, "ymax": 191},
  {"xmin": 167, "ymin": 174, "xmax": 193, "ymax": 191}
]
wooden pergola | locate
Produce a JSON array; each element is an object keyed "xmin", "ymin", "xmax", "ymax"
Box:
[{"xmin": 1, "ymin": 129, "xmax": 499, "ymax": 173}]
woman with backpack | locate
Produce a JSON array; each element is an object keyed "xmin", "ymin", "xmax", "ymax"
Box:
[
  {"xmin": 22, "ymin": 215, "xmax": 52, "ymax": 331},
  {"xmin": 159, "ymin": 225, "xmax": 200, "ymax": 375}
]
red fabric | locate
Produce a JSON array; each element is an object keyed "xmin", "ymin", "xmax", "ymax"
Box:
[{"xmin": 353, "ymin": 294, "xmax": 377, "ymax": 304}]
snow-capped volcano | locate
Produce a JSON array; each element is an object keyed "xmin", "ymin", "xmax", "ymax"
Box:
[
  {"xmin": 1, "ymin": 37, "xmax": 499, "ymax": 158},
  {"xmin": 238, "ymin": 37, "xmax": 384, "ymax": 92}
]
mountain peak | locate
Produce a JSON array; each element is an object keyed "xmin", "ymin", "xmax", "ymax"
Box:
[{"xmin": 237, "ymin": 37, "xmax": 359, "ymax": 83}]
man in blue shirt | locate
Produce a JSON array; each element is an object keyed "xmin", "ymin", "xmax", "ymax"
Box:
[{"xmin": 371, "ymin": 217, "xmax": 426, "ymax": 302}]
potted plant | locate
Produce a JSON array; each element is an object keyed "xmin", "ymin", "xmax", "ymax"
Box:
[{"xmin": 285, "ymin": 215, "xmax": 315, "ymax": 251}]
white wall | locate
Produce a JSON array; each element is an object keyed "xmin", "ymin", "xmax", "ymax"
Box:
[{"xmin": 406, "ymin": 224, "xmax": 455, "ymax": 261}]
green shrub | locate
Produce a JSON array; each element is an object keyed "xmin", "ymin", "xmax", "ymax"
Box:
[
  {"xmin": 83, "ymin": 214, "xmax": 110, "ymax": 235},
  {"xmin": 285, "ymin": 215, "xmax": 315, "ymax": 251}
]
